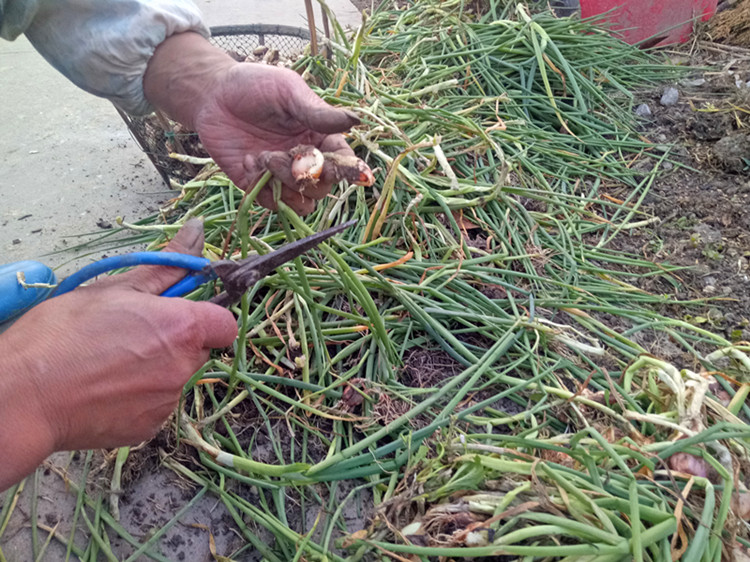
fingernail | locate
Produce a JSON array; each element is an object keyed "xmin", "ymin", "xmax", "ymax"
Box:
[{"xmin": 343, "ymin": 110, "xmax": 361, "ymax": 126}]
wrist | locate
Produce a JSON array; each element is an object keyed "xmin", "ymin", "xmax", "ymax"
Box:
[
  {"xmin": 0, "ymin": 326, "xmax": 59, "ymax": 491},
  {"xmin": 143, "ymin": 31, "xmax": 237, "ymax": 129}
]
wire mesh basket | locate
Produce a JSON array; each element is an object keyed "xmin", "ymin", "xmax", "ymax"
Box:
[
  {"xmin": 210, "ymin": 24, "xmax": 310, "ymax": 57},
  {"xmin": 118, "ymin": 24, "xmax": 311, "ymax": 186}
]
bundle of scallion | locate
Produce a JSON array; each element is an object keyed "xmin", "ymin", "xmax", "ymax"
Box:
[{"xmin": 32, "ymin": 0, "xmax": 750, "ymax": 560}]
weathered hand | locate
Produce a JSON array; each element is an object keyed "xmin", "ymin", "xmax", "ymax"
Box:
[
  {"xmin": 195, "ymin": 64, "xmax": 363, "ymax": 214},
  {"xmin": 0, "ymin": 221, "xmax": 237, "ymax": 490},
  {"xmin": 144, "ymin": 32, "xmax": 368, "ymax": 215}
]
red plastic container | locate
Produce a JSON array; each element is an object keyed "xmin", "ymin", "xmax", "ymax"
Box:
[{"xmin": 580, "ymin": 0, "xmax": 719, "ymax": 46}]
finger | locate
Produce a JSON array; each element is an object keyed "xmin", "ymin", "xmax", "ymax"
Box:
[
  {"xmin": 256, "ymin": 187, "xmax": 316, "ymax": 216},
  {"xmin": 287, "ymin": 74, "xmax": 361, "ymax": 135},
  {"xmin": 94, "ymin": 219, "xmax": 206, "ymax": 295},
  {"xmin": 243, "ymin": 151, "xmax": 298, "ymax": 199},
  {"xmin": 288, "ymin": 191, "xmax": 317, "ymax": 215},
  {"xmin": 250, "ymin": 151, "xmax": 329, "ymax": 200},
  {"xmin": 290, "ymin": 193, "xmax": 317, "ymax": 216},
  {"xmin": 161, "ymin": 218, "xmax": 205, "ymax": 257},
  {"xmin": 188, "ymin": 301, "xmax": 238, "ymax": 349},
  {"xmin": 316, "ymin": 134, "xmax": 372, "ymax": 193},
  {"xmin": 259, "ymin": 151, "xmax": 295, "ymax": 187},
  {"xmin": 318, "ymin": 133, "xmax": 354, "ymax": 155},
  {"xmin": 301, "ymin": 163, "xmax": 338, "ymax": 200},
  {"xmin": 301, "ymin": 105, "xmax": 361, "ymax": 135},
  {"xmin": 255, "ymin": 186, "xmax": 279, "ymax": 212}
]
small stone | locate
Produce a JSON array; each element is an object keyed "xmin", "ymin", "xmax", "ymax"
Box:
[
  {"xmin": 693, "ymin": 223, "xmax": 723, "ymax": 245},
  {"xmin": 96, "ymin": 218, "xmax": 112, "ymax": 229},
  {"xmin": 11, "ymin": 238, "xmax": 21, "ymax": 245},
  {"xmin": 662, "ymin": 161, "xmax": 674, "ymax": 171},
  {"xmin": 660, "ymin": 87, "xmax": 680, "ymax": 106},
  {"xmin": 702, "ymin": 275, "xmax": 718, "ymax": 287},
  {"xmin": 635, "ymin": 103, "xmax": 652, "ymax": 117},
  {"xmin": 680, "ymin": 78, "xmax": 706, "ymax": 87},
  {"xmin": 707, "ymin": 308, "xmax": 724, "ymax": 323}
]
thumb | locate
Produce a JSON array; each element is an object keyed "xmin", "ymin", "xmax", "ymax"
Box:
[
  {"xmin": 95, "ymin": 219, "xmax": 206, "ymax": 295},
  {"xmin": 160, "ymin": 218, "xmax": 205, "ymax": 257},
  {"xmin": 289, "ymin": 75, "xmax": 361, "ymax": 135}
]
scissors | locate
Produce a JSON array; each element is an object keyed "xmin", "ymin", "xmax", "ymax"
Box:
[{"xmin": 0, "ymin": 220, "xmax": 355, "ymax": 323}]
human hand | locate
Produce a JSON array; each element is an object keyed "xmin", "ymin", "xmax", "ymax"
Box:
[
  {"xmin": 195, "ymin": 63, "xmax": 366, "ymax": 214},
  {"xmin": 0, "ymin": 221, "xmax": 237, "ymax": 475},
  {"xmin": 144, "ymin": 33, "xmax": 370, "ymax": 215}
]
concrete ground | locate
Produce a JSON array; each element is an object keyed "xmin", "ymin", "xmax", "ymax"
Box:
[
  {"xmin": 0, "ymin": 0, "xmax": 361, "ymax": 274},
  {"xmin": 0, "ymin": 1, "xmax": 361, "ymax": 560}
]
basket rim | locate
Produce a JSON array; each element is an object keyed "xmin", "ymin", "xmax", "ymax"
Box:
[{"xmin": 209, "ymin": 23, "xmax": 311, "ymax": 40}]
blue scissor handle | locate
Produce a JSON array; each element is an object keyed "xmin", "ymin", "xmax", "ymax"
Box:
[
  {"xmin": 55, "ymin": 252, "xmax": 213, "ymax": 297},
  {"xmin": 0, "ymin": 261, "xmax": 58, "ymax": 324},
  {"xmin": 160, "ymin": 268, "xmax": 217, "ymax": 298},
  {"xmin": 1, "ymin": 253, "xmax": 219, "ymax": 324}
]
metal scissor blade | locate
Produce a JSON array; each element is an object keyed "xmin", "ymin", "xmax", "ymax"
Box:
[{"xmin": 209, "ymin": 219, "xmax": 356, "ymax": 308}]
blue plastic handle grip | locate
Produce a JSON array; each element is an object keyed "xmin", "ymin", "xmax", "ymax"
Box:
[
  {"xmin": 0, "ymin": 261, "xmax": 58, "ymax": 324},
  {"xmin": 55, "ymin": 252, "xmax": 211, "ymax": 296},
  {"xmin": 0, "ymin": 253, "xmax": 213, "ymax": 323},
  {"xmin": 160, "ymin": 271, "xmax": 215, "ymax": 297}
]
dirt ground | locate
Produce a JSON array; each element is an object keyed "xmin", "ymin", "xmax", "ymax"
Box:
[
  {"xmin": 349, "ymin": 0, "xmax": 379, "ymax": 12},
  {"xmin": 3, "ymin": 4, "xmax": 750, "ymax": 562},
  {"xmin": 611, "ymin": 39, "xmax": 750, "ymax": 347}
]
